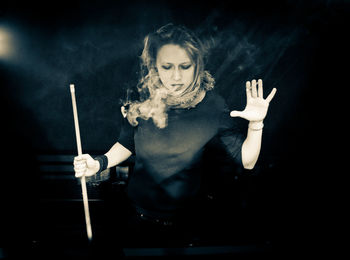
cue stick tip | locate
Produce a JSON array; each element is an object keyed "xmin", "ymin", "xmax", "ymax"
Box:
[{"xmin": 70, "ymin": 84, "xmax": 75, "ymax": 93}]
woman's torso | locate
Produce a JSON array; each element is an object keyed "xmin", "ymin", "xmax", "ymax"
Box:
[{"xmin": 126, "ymin": 91, "xmax": 229, "ymax": 214}]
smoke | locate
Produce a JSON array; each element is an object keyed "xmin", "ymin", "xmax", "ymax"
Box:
[
  {"xmin": 2, "ymin": 20, "xmax": 144, "ymax": 151},
  {"xmin": 205, "ymin": 19, "xmax": 304, "ymax": 90},
  {"xmin": 1, "ymin": 3, "xmax": 310, "ymax": 152},
  {"xmin": 185, "ymin": 15, "xmax": 307, "ymax": 117}
]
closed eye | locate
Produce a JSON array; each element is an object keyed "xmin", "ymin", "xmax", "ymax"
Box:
[
  {"xmin": 161, "ymin": 64, "xmax": 192, "ymax": 70},
  {"xmin": 180, "ymin": 64, "xmax": 192, "ymax": 70},
  {"xmin": 161, "ymin": 65, "xmax": 172, "ymax": 70}
]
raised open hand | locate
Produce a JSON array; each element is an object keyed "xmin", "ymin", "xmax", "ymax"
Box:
[{"xmin": 230, "ymin": 79, "xmax": 276, "ymax": 122}]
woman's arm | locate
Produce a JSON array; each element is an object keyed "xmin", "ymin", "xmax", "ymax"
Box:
[
  {"xmin": 241, "ymin": 121, "xmax": 263, "ymax": 169},
  {"xmin": 74, "ymin": 106, "xmax": 134, "ymax": 178},
  {"xmin": 230, "ymin": 79, "xmax": 276, "ymax": 170},
  {"xmin": 74, "ymin": 142, "xmax": 132, "ymax": 178},
  {"xmin": 105, "ymin": 142, "xmax": 132, "ymax": 168}
]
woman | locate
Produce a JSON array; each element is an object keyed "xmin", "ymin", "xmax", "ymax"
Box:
[{"xmin": 74, "ymin": 23, "xmax": 276, "ymax": 244}]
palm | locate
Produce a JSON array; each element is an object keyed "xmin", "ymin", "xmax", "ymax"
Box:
[
  {"xmin": 230, "ymin": 79, "xmax": 276, "ymax": 121},
  {"xmin": 242, "ymin": 98, "xmax": 269, "ymax": 121}
]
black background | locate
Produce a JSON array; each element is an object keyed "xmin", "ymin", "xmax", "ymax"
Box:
[{"xmin": 0, "ymin": 0, "xmax": 347, "ymax": 257}]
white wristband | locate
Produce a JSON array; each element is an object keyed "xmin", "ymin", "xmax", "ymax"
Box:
[{"xmin": 248, "ymin": 121, "xmax": 264, "ymax": 131}]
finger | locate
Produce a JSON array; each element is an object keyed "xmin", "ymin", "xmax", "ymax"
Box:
[
  {"xmin": 74, "ymin": 170, "xmax": 86, "ymax": 178},
  {"xmin": 245, "ymin": 81, "xmax": 252, "ymax": 101},
  {"xmin": 73, "ymin": 160, "xmax": 86, "ymax": 167},
  {"xmin": 74, "ymin": 154, "xmax": 92, "ymax": 164},
  {"xmin": 74, "ymin": 154, "xmax": 89, "ymax": 161},
  {"xmin": 230, "ymin": 110, "xmax": 244, "ymax": 118},
  {"xmin": 74, "ymin": 164, "xmax": 86, "ymax": 171},
  {"xmin": 75, "ymin": 172, "xmax": 84, "ymax": 178},
  {"xmin": 80, "ymin": 154, "xmax": 92, "ymax": 159},
  {"xmin": 74, "ymin": 158, "xmax": 85, "ymax": 164},
  {"xmin": 75, "ymin": 170, "xmax": 86, "ymax": 178},
  {"xmin": 258, "ymin": 79, "xmax": 263, "ymax": 98},
  {"xmin": 251, "ymin": 79, "xmax": 257, "ymax": 98},
  {"xmin": 74, "ymin": 155, "xmax": 83, "ymax": 161},
  {"xmin": 266, "ymin": 88, "xmax": 277, "ymax": 103}
]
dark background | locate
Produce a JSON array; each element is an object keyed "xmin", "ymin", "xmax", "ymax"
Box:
[{"xmin": 0, "ymin": 0, "xmax": 347, "ymax": 258}]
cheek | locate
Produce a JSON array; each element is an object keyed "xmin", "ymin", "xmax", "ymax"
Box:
[
  {"xmin": 158, "ymin": 71, "xmax": 171, "ymax": 84},
  {"xmin": 184, "ymin": 69, "xmax": 195, "ymax": 83}
]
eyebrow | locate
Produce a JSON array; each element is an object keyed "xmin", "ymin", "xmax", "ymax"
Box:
[{"xmin": 161, "ymin": 61, "xmax": 192, "ymax": 65}]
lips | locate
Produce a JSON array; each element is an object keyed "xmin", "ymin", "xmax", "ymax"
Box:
[{"xmin": 170, "ymin": 84, "xmax": 184, "ymax": 92}]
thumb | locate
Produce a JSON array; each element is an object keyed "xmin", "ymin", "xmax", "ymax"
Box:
[
  {"xmin": 230, "ymin": 110, "xmax": 244, "ymax": 118},
  {"xmin": 79, "ymin": 154, "xmax": 92, "ymax": 160},
  {"xmin": 86, "ymin": 157, "xmax": 97, "ymax": 168}
]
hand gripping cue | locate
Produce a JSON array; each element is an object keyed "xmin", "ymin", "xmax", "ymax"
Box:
[{"xmin": 70, "ymin": 84, "xmax": 93, "ymax": 242}]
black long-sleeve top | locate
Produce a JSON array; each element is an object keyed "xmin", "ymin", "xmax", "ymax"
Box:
[{"xmin": 118, "ymin": 90, "xmax": 244, "ymax": 217}]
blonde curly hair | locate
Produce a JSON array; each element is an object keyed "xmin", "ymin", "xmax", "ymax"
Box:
[{"xmin": 124, "ymin": 24, "xmax": 215, "ymax": 128}]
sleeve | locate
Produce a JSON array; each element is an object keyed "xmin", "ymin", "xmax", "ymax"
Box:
[
  {"xmin": 118, "ymin": 117, "xmax": 135, "ymax": 154},
  {"xmin": 216, "ymin": 103, "xmax": 245, "ymax": 167}
]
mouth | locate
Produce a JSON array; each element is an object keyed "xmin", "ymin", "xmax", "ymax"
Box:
[
  {"xmin": 169, "ymin": 84, "xmax": 184, "ymax": 93},
  {"xmin": 165, "ymin": 84, "xmax": 185, "ymax": 93}
]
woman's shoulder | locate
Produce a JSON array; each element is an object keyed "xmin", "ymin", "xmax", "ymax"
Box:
[{"xmin": 201, "ymin": 90, "xmax": 227, "ymax": 111}]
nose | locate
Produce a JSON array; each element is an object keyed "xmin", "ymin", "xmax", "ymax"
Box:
[{"xmin": 172, "ymin": 68, "xmax": 181, "ymax": 81}]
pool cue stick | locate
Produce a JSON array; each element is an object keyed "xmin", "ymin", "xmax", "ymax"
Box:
[{"xmin": 70, "ymin": 84, "xmax": 93, "ymax": 242}]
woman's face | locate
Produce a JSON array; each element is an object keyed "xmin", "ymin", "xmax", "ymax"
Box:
[{"xmin": 156, "ymin": 44, "xmax": 195, "ymax": 93}]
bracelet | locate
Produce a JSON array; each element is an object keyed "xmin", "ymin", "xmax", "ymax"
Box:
[
  {"xmin": 86, "ymin": 155, "xmax": 109, "ymax": 185},
  {"xmin": 248, "ymin": 121, "xmax": 264, "ymax": 131},
  {"xmin": 94, "ymin": 155, "xmax": 108, "ymax": 175}
]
